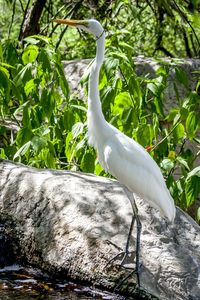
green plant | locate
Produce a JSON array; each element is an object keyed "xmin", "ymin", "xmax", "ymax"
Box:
[
  {"xmin": 0, "ymin": 37, "xmax": 78, "ymax": 168},
  {"xmin": 0, "ymin": 28, "xmax": 200, "ymax": 221}
]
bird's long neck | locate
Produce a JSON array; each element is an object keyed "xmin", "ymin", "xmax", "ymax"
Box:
[
  {"xmin": 87, "ymin": 32, "xmax": 106, "ymax": 146},
  {"xmin": 87, "ymin": 32, "xmax": 106, "ymax": 128}
]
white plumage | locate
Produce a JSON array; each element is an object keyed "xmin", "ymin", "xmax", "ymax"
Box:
[
  {"xmin": 53, "ymin": 18, "xmax": 176, "ymax": 223},
  {"xmin": 85, "ymin": 20, "xmax": 175, "ymax": 223},
  {"xmin": 54, "ymin": 18, "xmax": 176, "ymax": 286}
]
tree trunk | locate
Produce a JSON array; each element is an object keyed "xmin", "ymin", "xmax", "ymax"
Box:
[
  {"xmin": 0, "ymin": 159, "xmax": 200, "ymax": 299},
  {"xmin": 19, "ymin": 0, "xmax": 47, "ymax": 41}
]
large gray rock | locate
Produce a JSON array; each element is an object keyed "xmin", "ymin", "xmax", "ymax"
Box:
[{"xmin": 0, "ymin": 159, "xmax": 199, "ymax": 299}]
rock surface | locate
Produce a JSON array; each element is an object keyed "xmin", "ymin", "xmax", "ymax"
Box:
[{"xmin": 0, "ymin": 159, "xmax": 200, "ymax": 299}]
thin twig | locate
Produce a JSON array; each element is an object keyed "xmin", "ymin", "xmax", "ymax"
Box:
[
  {"xmin": 146, "ymin": 0, "xmax": 156, "ymax": 15},
  {"xmin": 40, "ymin": 4, "xmax": 66, "ymax": 34},
  {"xmin": 18, "ymin": 0, "xmax": 25, "ymax": 13},
  {"xmin": 18, "ymin": 0, "xmax": 31, "ymax": 41},
  {"xmin": 8, "ymin": 0, "xmax": 16, "ymax": 39},
  {"xmin": 150, "ymin": 119, "xmax": 181, "ymax": 152},
  {"xmin": 119, "ymin": 66, "xmax": 135, "ymax": 106},
  {"xmin": 48, "ymin": 0, "xmax": 82, "ymax": 37},
  {"xmin": 55, "ymin": 26, "xmax": 68, "ymax": 50},
  {"xmin": 168, "ymin": 138, "xmax": 186, "ymax": 177},
  {"xmin": 172, "ymin": 0, "xmax": 200, "ymax": 52}
]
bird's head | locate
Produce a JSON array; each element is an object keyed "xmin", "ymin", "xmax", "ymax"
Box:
[{"xmin": 53, "ymin": 19, "xmax": 104, "ymax": 40}]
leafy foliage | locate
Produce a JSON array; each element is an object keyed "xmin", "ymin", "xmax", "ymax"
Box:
[{"xmin": 0, "ymin": 37, "xmax": 85, "ymax": 170}]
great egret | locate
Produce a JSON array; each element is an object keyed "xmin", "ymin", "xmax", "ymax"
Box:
[{"xmin": 53, "ymin": 19, "xmax": 176, "ymax": 286}]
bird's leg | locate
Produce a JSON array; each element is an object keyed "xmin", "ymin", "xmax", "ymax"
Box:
[
  {"xmin": 120, "ymin": 212, "xmax": 136, "ymax": 265},
  {"xmin": 105, "ymin": 188, "xmax": 142, "ymax": 288},
  {"xmin": 130, "ymin": 193, "xmax": 142, "ymax": 287},
  {"xmin": 121, "ymin": 188, "xmax": 142, "ymax": 287},
  {"xmin": 104, "ymin": 213, "xmax": 136, "ymax": 269},
  {"xmin": 111, "ymin": 191, "xmax": 142, "ymax": 291}
]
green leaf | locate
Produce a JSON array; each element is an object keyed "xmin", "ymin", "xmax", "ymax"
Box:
[
  {"xmin": 72, "ymin": 122, "xmax": 84, "ymax": 139},
  {"xmin": 173, "ymin": 123, "xmax": 185, "ymax": 142},
  {"xmin": 95, "ymin": 162, "xmax": 104, "ymax": 176},
  {"xmin": 45, "ymin": 149, "xmax": 56, "ymax": 169},
  {"xmin": 128, "ymin": 75, "xmax": 142, "ymax": 107},
  {"xmin": 147, "ymin": 82, "xmax": 156, "ymax": 94},
  {"xmin": 70, "ymin": 105, "xmax": 87, "ymax": 113},
  {"xmin": 0, "ymin": 44, "xmax": 3, "ymax": 61},
  {"xmin": 0, "ymin": 66, "xmax": 10, "ymax": 78},
  {"xmin": 166, "ymin": 108, "xmax": 180, "ymax": 122},
  {"xmin": 136, "ymin": 125, "xmax": 151, "ymax": 147},
  {"xmin": 197, "ymin": 207, "xmax": 200, "ymax": 223},
  {"xmin": 0, "ymin": 148, "xmax": 7, "ymax": 159},
  {"xmin": 81, "ymin": 151, "xmax": 95, "ymax": 173},
  {"xmin": 185, "ymin": 176, "xmax": 200, "ymax": 207},
  {"xmin": 179, "ymin": 107, "xmax": 188, "ymax": 121},
  {"xmin": 75, "ymin": 138, "xmax": 86, "ymax": 152},
  {"xmin": 113, "ymin": 92, "xmax": 132, "ymax": 115},
  {"xmin": 160, "ymin": 158, "xmax": 174, "ymax": 172},
  {"xmin": 13, "ymin": 141, "xmax": 31, "ymax": 160},
  {"xmin": 16, "ymin": 127, "xmax": 33, "ymax": 147},
  {"xmin": 42, "ymin": 127, "xmax": 51, "ymax": 136},
  {"xmin": 122, "ymin": 107, "xmax": 133, "ymax": 134},
  {"xmin": 55, "ymin": 61, "xmax": 69, "ymax": 96},
  {"xmin": 13, "ymin": 101, "xmax": 30, "ymax": 117},
  {"xmin": 31, "ymin": 136, "xmax": 47, "ymax": 152},
  {"xmin": 109, "ymin": 51, "xmax": 129, "ymax": 63},
  {"xmin": 24, "ymin": 79, "xmax": 36, "ymax": 96},
  {"xmin": 47, "ymin": 140, "xmax": 56, "ymax": 156},
  {"xmin": 119, "ymin": 41, "xmax": 134, "ymax": 51},
  {"xmin": 175, "ymin": 67, "xmax": 188, "ymax": 88},
  {"xmin": 38, "ymin": 48, "xmax": 52, "ymax": 72},
  {"xmin": 186, "ymin": 111, "xmax": 198, "ymax": 139},
  {"xmin": 22, "ymin": 45, "xmax": 39, "ymax": 64},
  {"xmin": 185, "ymin": 167, "xmax": 200, "ymax": 207},
  {"xmin": 65, "ymin": 132, "xmax": 73, "ymax": 160},
  {"xmin": 63, "ymin": 109, "xmax": 76, "ymax": 131},
  {"xmin": 23, "ymin": 37, "xmax": 40, "ymax": 45},
  {"xmin": 22, "ymin": 106, "xmax": 30, "ymax": 127},
  {"xmin": 23, "ymin": 35, "xmax": 50, "ymax": 46},
  {"xmin": 0, "ymin": 66, "xmax": 11, "ymax": 99},
  {"xmin": 14, "ymin": 63, "xmax": 32, "ymax": 86},
  {"xmin": 186, "ymin": 166, "xmax": 200, "ymax": 180},
  {"xmin": 29, "ymin": 35, "xmax": 50, "ymax": 44},
  {"xmin": 176, "ymin": 156, "xmax": 190, "ymax": 171},
  {"xmin": 104, "ymin": 56, "xmax": 119, "ymax": 74},
  {"xmin": 40, "ymin": 88, "xmax": 55, "ymax": 120},
  {"xmin": 154, "ymin": 96, "xmax": 164, "ymax": 116},
  {"xmin": 101, "ymin": 86, "xmax": 116, "ymax": 112}
]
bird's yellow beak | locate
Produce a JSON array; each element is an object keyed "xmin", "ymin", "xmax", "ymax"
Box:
[{"xmin": 52, "ymin": 19, "xmax": 88, "ymax": 27}]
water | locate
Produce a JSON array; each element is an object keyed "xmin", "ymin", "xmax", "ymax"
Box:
[{"xmin": 0, "ymin": 265, "xmax": 125, "ymax": 300}]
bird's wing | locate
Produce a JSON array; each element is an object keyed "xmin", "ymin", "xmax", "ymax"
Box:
[
  {"xmin": 102, "ymin": 131, "xmax": 175, "ymax": 220},
  {"xmin": 116, "ymin": 130, "xmax": 166, "ymax": 187}
]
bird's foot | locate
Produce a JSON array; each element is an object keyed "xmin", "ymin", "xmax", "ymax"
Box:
[
  {"xmin": 114, "ymin": 262, "xmax": 142, "ymax": 291},
  {"xmin": 104, "ymin": 240, "xmax": 142, "ymax": 289},
  {"xmin": 104, "ymin": 250, "xmax": 136, "ymax": 271}
]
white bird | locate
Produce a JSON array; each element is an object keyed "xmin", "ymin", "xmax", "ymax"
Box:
[{"xmin": 53, "ymin": 18, "xmax": 176, "ymax": 286}]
